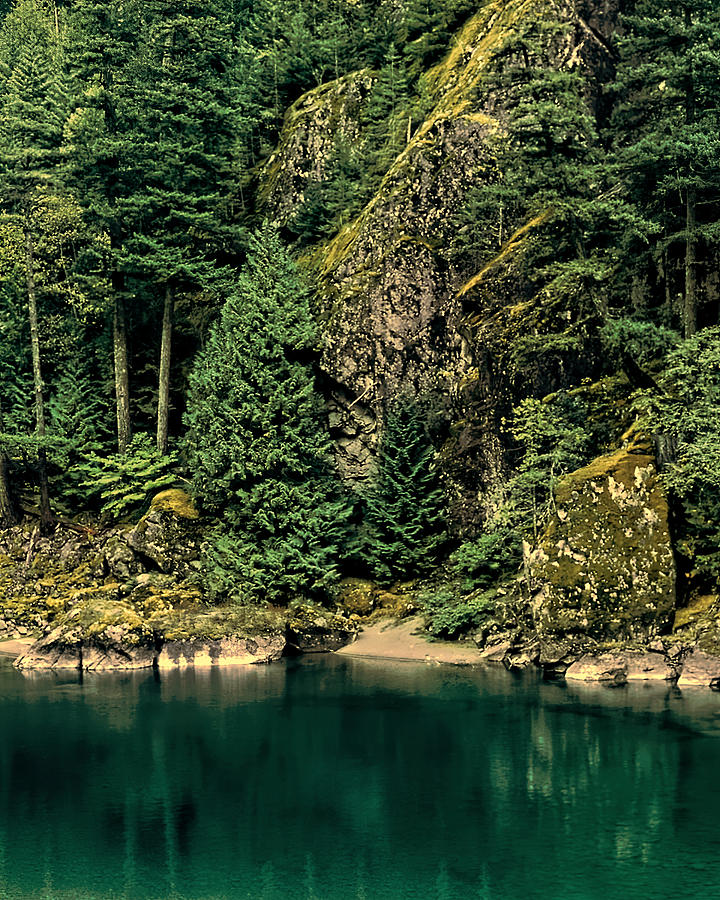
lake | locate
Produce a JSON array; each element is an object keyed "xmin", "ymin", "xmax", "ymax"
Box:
[{"xmin": 0, "ymin": 654, "xmax": 719, "ymax": 899}]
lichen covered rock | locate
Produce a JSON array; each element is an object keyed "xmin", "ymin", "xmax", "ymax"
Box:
[
  {"xmin": 307, "ymin": 0, "xmax": 620, "ymax": 528},
  {"xmin": 286, "ymin": 604, "xmax": 358, "ymax": 653},
  {"xmin": 527, "ymin": 436, "xmax": 676, "ymax": 646},
  {"xmin": 128, "ymin": 489, "xmax": 203, "ymax": 577},
  {"xmin": 259, "ymin": 69, "xmax": 375, "ymax": 223}
]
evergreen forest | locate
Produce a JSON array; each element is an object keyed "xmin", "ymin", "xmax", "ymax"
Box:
[{"xmin": 2, "ymin": 0, "xmax": 720, "ymax": 640}]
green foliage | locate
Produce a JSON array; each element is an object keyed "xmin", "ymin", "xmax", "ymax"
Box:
[
  {"xmin": 45, "ymin": 358, "xmax": 114, "ymax": 508},
  {"xmin": 358, "ymin": 397, "xmax": 448, "ymax": 583},
  {"xmin": 600, "ymin": 317, "xmax": 680, "ymax": 368},
  {"xmin": 79, "ymin": 432, "xmax": 179, "ymax": 522},
  {"xmin": 640, "ymin": 327, "xmax": 720, "ymax": 584},
  {"xmin": 420, "ymin": 391, "xmax": 597, "ymax": 638},
  {"xmin": 458, "ymin": 17, "xmax": 599, "ymax": 270},
  {"xmin": 449, "ymin": 528, "xmax": 521, "ymax": 594},
  {"xmin": 503, "ymin": 393, "xmax": 594, "ymax": 540},
  {"xmin": 610, "ymin": 0, "xmax": 720, "ymax": 334},
  {"xmin": 184, "ymin": 226, "xmax": 349, "ymax": 605},
  {"xmin": 420, "ymin": 587, "xmax": 496, "ymax": 640},
  {"xmin": 120, "ymin": 0, "xmax": 244, "ymax": 293},
  {"xmin": 361, "ymin": 43, "xmax": 411, "ymax": 179}
]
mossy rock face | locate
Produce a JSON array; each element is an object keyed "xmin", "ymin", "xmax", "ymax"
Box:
[
  {"xmin": 286, "ymin": 603, "xmax": 358, "ymax": 653},
  {"xmin": 527, "ymin": 436, "xmax": 676, "ymax": 645},
  {"xmin": 672, "ymin": 593, "xmax": 720, "ymax": 656},
  {"xmin": 306, "ymin": 0, "xmax": 620, "ymax": 528},
  {"xmin": 257, "ymin": 69, "xmax": 376, "ymax": 223},
  {"xmin": 128, "ymin": 489, "xmax": 203, "ymax": 577},
  {"xmin": 337, "ymin": 578, "xmax": 377, "ymax": 617}
]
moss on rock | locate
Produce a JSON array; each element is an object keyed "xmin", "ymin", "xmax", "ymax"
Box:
[{"xmin": 526, "ymin": 434, "xmax": 676, "ymax": 646}]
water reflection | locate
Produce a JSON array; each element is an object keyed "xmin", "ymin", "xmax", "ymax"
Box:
[{"xmin": 0, "ymin": 656, "xmax": 719, "ymax": 899}]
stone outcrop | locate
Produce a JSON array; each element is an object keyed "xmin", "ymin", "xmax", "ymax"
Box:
[
  {"xmin": 259, "ymin": 69, "xmax": 376, "ymax": 223},
  {"xmin": 565, "ymin": 651, "xmax": 674, "ymax": 683},
  {"xmin": 526, "ymin": 435, "xmax": 676, "ymax": 650},
  {"xmin": 128, "ymin": 489, "xmax": 203, "ymax": 578},
  {"xmin": 156, "ymin": 636, "xmax": 285, "ymax": 669},
  {"xmin": 286, "ymin": 606, "xmax": 359, "ymax": 653},
  {"xmin": 11, "ymin": 586, "xmax": 358, "ymax": 672},
  {"xmin": 256, "ymin": 0, "xmax": 620, "ymax": 527},
  {"xmin": 677, "ymin": 650, "xmax": 720, "ymax": 690},
  {"xmin": 14, "ymin": 623, "xmax": 157, "ymax": 672}
]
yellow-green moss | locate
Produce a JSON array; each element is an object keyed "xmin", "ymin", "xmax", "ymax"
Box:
[{"xmin": 148, "ymin": 488, "xmax": 198, "ymax": 520}]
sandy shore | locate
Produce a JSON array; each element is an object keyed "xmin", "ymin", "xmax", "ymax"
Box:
[
  {"xmin": 0, "ymin": 638, "xmax": 33, "ymax": 658},
  {"xmin": 336, "ymin": 617, "xmax": 486, "ymax": 665}
]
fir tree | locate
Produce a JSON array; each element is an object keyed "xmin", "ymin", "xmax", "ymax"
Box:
[
  {"xmin": 0, "ymin": 0, "xmax": 67, "ymax": 528},
  {"xmin": 121, "ymin": 0, "xmax": 244, "ymax": 455},
  {"xmin": 360, "ymin": 397, "xmax": 447, "ymax": 583},
  {"xmin": 611, "ymin": 0, "xmax": 720, "ymax": 337},
  {"xmin": 361, "ymin": 43, "xmax": 411, "ymax": 180},
  {"xmin": 63, "ymin": 0, "xmax": 142, "ymax": 453},
  {"xmin": 184, "ymin": 226, "xmax": 348, "ymax": 605}
]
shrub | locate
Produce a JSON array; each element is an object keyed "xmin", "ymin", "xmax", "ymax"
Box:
[{"xmin": 80, "ymin": 432, "xmax": 179, "ymax": 522}]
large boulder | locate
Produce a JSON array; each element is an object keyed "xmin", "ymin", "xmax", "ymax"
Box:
[
  {"xmin": 157, "ymin": 636, "xmax": 285, "ymax": 669},
  {"xmin": 128, "ymin": 489, "xmax": 203, "ymax": 577},
  {"xmin": 565, "ymin": 650, "xmax": 674, "ymax": 683},
  {"xmin": 526, "ymin": 435, "xmax": 676, "ymax": 648}
]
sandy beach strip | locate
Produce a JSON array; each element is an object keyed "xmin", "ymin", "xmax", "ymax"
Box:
[
  {"xmin": 336, "ymin": 617, "xmax": 486, "ymax": 665},
  {"xmin": 0, "ymin": 638, "xmax": 33, "ymax": 658}
]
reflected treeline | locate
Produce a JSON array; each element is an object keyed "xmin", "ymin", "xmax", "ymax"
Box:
[{"xmin": 0, "ymin": 658, "xmax": 718, "ymax": 899}]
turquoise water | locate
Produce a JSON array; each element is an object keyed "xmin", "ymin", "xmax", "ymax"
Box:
[{"xmin": 0, "ymin": 656, "xmax": 719, "ymax": 900}]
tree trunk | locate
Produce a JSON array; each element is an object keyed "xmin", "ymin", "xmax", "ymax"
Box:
[
  {"xmin": 156, "ymin": 284, "xmax": 173, "ymax": 455},
  {"xmin": 684, "ymin": 185, "xmax": 697, "ymax": 339},
  {"xmin": 24, "ymin": 228, "xmax": 52, "ymax": 531},
  {"xmin": 0, "ymin": 397, "xmax": 15, "ymax": 527},
  {"xmin": 0, "ymin": 450, "xmax": 14, "ymax": 527},
  {"xmin": 684, "ymin": 4, "xmax": 697, "ymax": 340},
  {"xmin": 113, "ymin": 290, "xmax": 131, "ymax": 454}
]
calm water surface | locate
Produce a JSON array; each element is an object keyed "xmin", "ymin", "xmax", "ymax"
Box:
[{"xmin": 0, "ymin": 654, "xmax": 719, "ymax": 900}]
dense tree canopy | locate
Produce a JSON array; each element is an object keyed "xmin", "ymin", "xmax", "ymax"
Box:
[{"xmin": 1, "ymin": 0, "xmax": 720, "ymax": 608}]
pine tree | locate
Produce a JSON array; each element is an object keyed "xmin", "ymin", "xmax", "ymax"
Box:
[
  {"xmin": 121, "ymin": 0, "xmax": 243, "ymax": 455},
  {"xmin": 360, "ymin": 397, "xmax": 447, "ymax": 583},
  {"xmin": 611, "ymin": 0, "xmax": 720, "ymax": 337},
  {"xmin": 0, "ymin": 0, "xmax": 67, "ymax": 529},
  {"xmin": 469, "ymin": 17, "xmax": 599, "ymax": 263},
  {"xmin": 361, "ymin": 43, "xmax": 411, "ymax": 179},
  {"xmin": 63, "ymin": 0, "xmax": 142, "ymax": 453},
  {"xmin": 184, "ymin": 226, "xmax": 348, "ymax": 605}
]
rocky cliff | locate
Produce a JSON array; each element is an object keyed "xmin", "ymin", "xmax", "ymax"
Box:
[{"xmin": 261, "ymin": 0, "xmax": 621, "ymax": 529}]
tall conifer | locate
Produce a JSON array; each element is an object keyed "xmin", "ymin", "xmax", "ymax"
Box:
[
  {"xmin": 123, "ymin": 0, "xmax": 243, "ymax": 455},
  {"xmin": 184, "ymin": 227, "xmax": 348, "ymax": 604},
  {"xmin": 0, "ymin": 0, "xmax": 66, "ymax": 528},
  {"xmin": 64, "ymin": 0, "xmax": 142, "ymax": 453},
  {"xmin": 612, "ymin": 0, "xmax": 720, "ymax": 337}
]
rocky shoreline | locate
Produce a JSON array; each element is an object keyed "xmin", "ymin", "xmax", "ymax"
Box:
[{"xmin": 2, "ymin": 454, "xmax": 720, "ymax": 689}]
